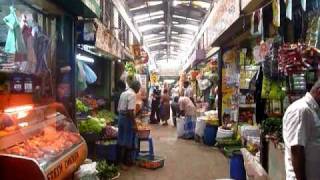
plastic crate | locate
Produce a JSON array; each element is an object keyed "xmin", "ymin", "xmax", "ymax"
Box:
[{"xmin": 136, "ymin": 155, "xmax": 165, "ymax": 170}]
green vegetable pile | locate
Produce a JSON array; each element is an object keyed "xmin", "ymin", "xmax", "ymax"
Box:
[
  {"xmin": 261, "ymin": 117, "xmax": 283, "ymax": 142},
  {"xmin": 96, "ymin": 110, "xmax": 116, "ymax": 125},
  {"xmin": 79, "ymin": 116, "xmax": 106, "ymax": 134},
  {"xmin": 76, "ymin": 99, "xmax": 89, "ymax": 113},
  {"xmin": 216, "ymin": 137, "xmax": 242, "ymax": 147},
  {"xmin": 125, "ymin": 62, "xmax": 136, "ymax": 76},
  {"xmin": 96, "ymin": 161, "xmax": 119, "ymax": 180}
]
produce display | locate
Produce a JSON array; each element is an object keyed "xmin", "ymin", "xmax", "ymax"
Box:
[
  {"xmin": 79, "ymin": 116, "xmax": 107, "ymax": 134},
  {"xmin": 3, "ymin": 127, "xmax": 81, "ymax": 162},
  {"xmin": 96, "ymin": 110, "xmax": 116, "ymax": 125},
  {"xmin": 76, "ymin": 99, "xmax": 89, "ymax": 113},
  {"xmin": 261, "ymin": 117, "xmax": 283, "ymax": 142},
  {"xmin": 80, "ymin": 96, "xmax": 99, "ymax": 110},
  {"xmin": 125, "ymin": 62, "xmax": 136, "ymax": 76},
  {"xmin": 216, "ymin": 137, "xmax": 241, "ymax": 147},
  {"xmin": 101, "ymin": 126, "xmax": 118, "ymax": 139},
  {"xmin": 96, "ymin": 161, "xmax": 119, "ymax": 180},
  {"xmin": 203, "ymin": 111, "xmax": 219, "ymax": 126},
  {"xmin": 136, "ymin": 121, "xmax": 150, "ymax": 130}
]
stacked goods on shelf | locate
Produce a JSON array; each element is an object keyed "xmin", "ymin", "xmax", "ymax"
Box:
[{"xmin": 278, "ymin": 44, "xmax": 320, "ymax": 75}]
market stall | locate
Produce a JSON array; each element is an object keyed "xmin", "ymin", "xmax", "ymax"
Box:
[
  {"xmin": 0, "ymin": 0, "xmax": 101, "ymax": 179},
  {"xmin": 207, "ymin": 0, "xmax": 320, "ymax": 179},
  {"xmin": 0, "ymin": 104, "xmax": 87, "ymax": 180}
]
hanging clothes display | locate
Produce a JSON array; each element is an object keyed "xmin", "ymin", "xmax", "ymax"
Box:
[
  {"xmin": 3, "ymin": 6, "xmax": 26, "ymax": 61},
  {"xmin": 272, "ymin": 0, "xmax": 281, "ymax": 27},
  {"xmin": 77, "ymin": 61, "xmax": 87, "ymax": 91},
  {"xmin": 301, "ymin": 0, "xmax": 306, "ymax": 11},
  {"xmin": 20, "ymin": 14, "xmax": 36, "ymax": 74},
  {"xmin": 286, "ymin": 0, "xmax": 293, "ymax": 20},
  {"xmin": 251, "ymin": 9, "xmax": 263, "ymax": 36},
  {"xmin": 33, "ymin": 26, "xmax": 50, "ymax": 75}
]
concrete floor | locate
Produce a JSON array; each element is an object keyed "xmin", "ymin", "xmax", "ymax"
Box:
[{"xmin": 119, "ymin": 124, "xmax": 229, "ymax": 180}]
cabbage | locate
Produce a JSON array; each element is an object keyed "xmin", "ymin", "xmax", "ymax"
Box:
[{"xmin": 79, "ymin": 116, "xmax": 106, "ymax": 134}]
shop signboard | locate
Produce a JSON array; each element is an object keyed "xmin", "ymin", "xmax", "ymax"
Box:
[
  {"xmin": 141, "ymin": 49, "xmax": 149, "ymax": 63},
  {"xmin": 95, "ymin": 20, "xmax": 122, "ymax": 58},
  {"xmin": 207, "ymin": 0, "xmax": 240, "ymax": 45},
  {"xmin": 45, "ymin": 143, "xmax": 87, "ymax": 180},
  {"xmin": 76, "ymin": 20, "xmax": 96, "ymax": 45},
  {"xmin": 241, "ymin": 0, "xmax": 252, "ymax": 10},
  {"xmin": 131, "ymin": 44, "xmax": 141, "ymax": 58},
  {"xmin": 192, "ymin": 49, "xmax": 206, "ymax": 67}
]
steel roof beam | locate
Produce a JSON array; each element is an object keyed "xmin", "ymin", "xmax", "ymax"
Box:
[{"xmin": 130, "ymin": 4, "xmax": 163, "ymax": 15}]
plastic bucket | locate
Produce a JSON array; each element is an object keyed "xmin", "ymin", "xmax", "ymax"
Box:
[
  {"xmin": 203, "ymin": 124, "xmax": 218, "ymax": 146},
  {"xmin": 230, "ymin": 152, "xmax": 246, "ymax": 180}
]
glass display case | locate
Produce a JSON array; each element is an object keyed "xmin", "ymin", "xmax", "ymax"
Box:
[{"xmin": 0, "ymin": 104, "xmax": 87, "ymax": 180}]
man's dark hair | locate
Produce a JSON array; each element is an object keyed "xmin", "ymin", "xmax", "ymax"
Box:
[
  {"xmin": 117, "ymin": 80, "xmax": 126, "ymax": 91},
  {"xmin": 129, "ymin": 80, "xmax": 141, "ymax": 92},
  {"xmin": 184, "ymin": 81, "xmax": 189, "ymax": 87},
  {"xmin": 174, "ymin": 96, "xmax": 179, "ymax": 102}
]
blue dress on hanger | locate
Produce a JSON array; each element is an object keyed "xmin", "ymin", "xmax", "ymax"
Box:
[{"xmin": 3, "ymin": 6, "xmax": 26, "ymax": 54}]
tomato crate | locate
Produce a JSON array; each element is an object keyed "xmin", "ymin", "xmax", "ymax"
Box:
[{"xmin": 136, "ymin": 155, "xmax": 165, "ymax": 170}]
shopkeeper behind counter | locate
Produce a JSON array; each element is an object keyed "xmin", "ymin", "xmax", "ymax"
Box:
[{"xmin": 283, "ymin": 80, "xmax": 320, "ymax": 180}]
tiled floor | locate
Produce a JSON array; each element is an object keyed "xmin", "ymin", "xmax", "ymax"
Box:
[{"xmin": 119, "ymin": 124, "xmax": 229, "ymax": 180}]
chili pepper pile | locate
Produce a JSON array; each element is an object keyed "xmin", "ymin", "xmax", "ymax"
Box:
[{"xmin": 278, "ymin": 43, "xmax": 320, "ymax": 75}]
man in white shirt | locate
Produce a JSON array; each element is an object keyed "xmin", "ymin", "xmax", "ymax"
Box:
[
  {"xmin": 117, "ymin": 80, "xmax": 141, "ymax": 169},
  {"xmin": 283, "ymin": 80, "xmax": 320, "ymax": 180}
]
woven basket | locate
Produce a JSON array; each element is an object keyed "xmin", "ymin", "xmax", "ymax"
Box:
[{"xmin": 136, "ymin": 129, "xmax": 150, "ymax": 139}]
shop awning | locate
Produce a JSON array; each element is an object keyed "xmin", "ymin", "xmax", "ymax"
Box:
[{"xmin": 52, "ymin": 0, "xmax": 101, "ymax": 18}]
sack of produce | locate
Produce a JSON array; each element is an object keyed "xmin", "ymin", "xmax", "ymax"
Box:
[
  {"xmin": 195, "ymin": 117, "xmax": 206, "ymax": 137},
  {"xmin": 176, "ymin": 117, "xmax": 185, "ymax": 138},
  {"xmin": 216, "ymin": 126, "xmax": 234, "ymax": 139},
  {"xmin": 183, "ymin": 116, "xmax": 195, "ymax": 139}
]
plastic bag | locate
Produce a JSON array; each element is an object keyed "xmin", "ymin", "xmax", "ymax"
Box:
[
  {"xmin": 77, "ymin": 61, "xmax": 87, "ymax": 91},
  {"xmin": 83, "ymin": 63, "xmax": 97, "ymax": 84},
  {"xmin": 74, "ymin": 162, "xmax": 99, "ymax": 180}
]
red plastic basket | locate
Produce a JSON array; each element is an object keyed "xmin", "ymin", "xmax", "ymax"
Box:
[{"xmin": 136, "ymin": 155, "xmax": 165, "ymax": 169}]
